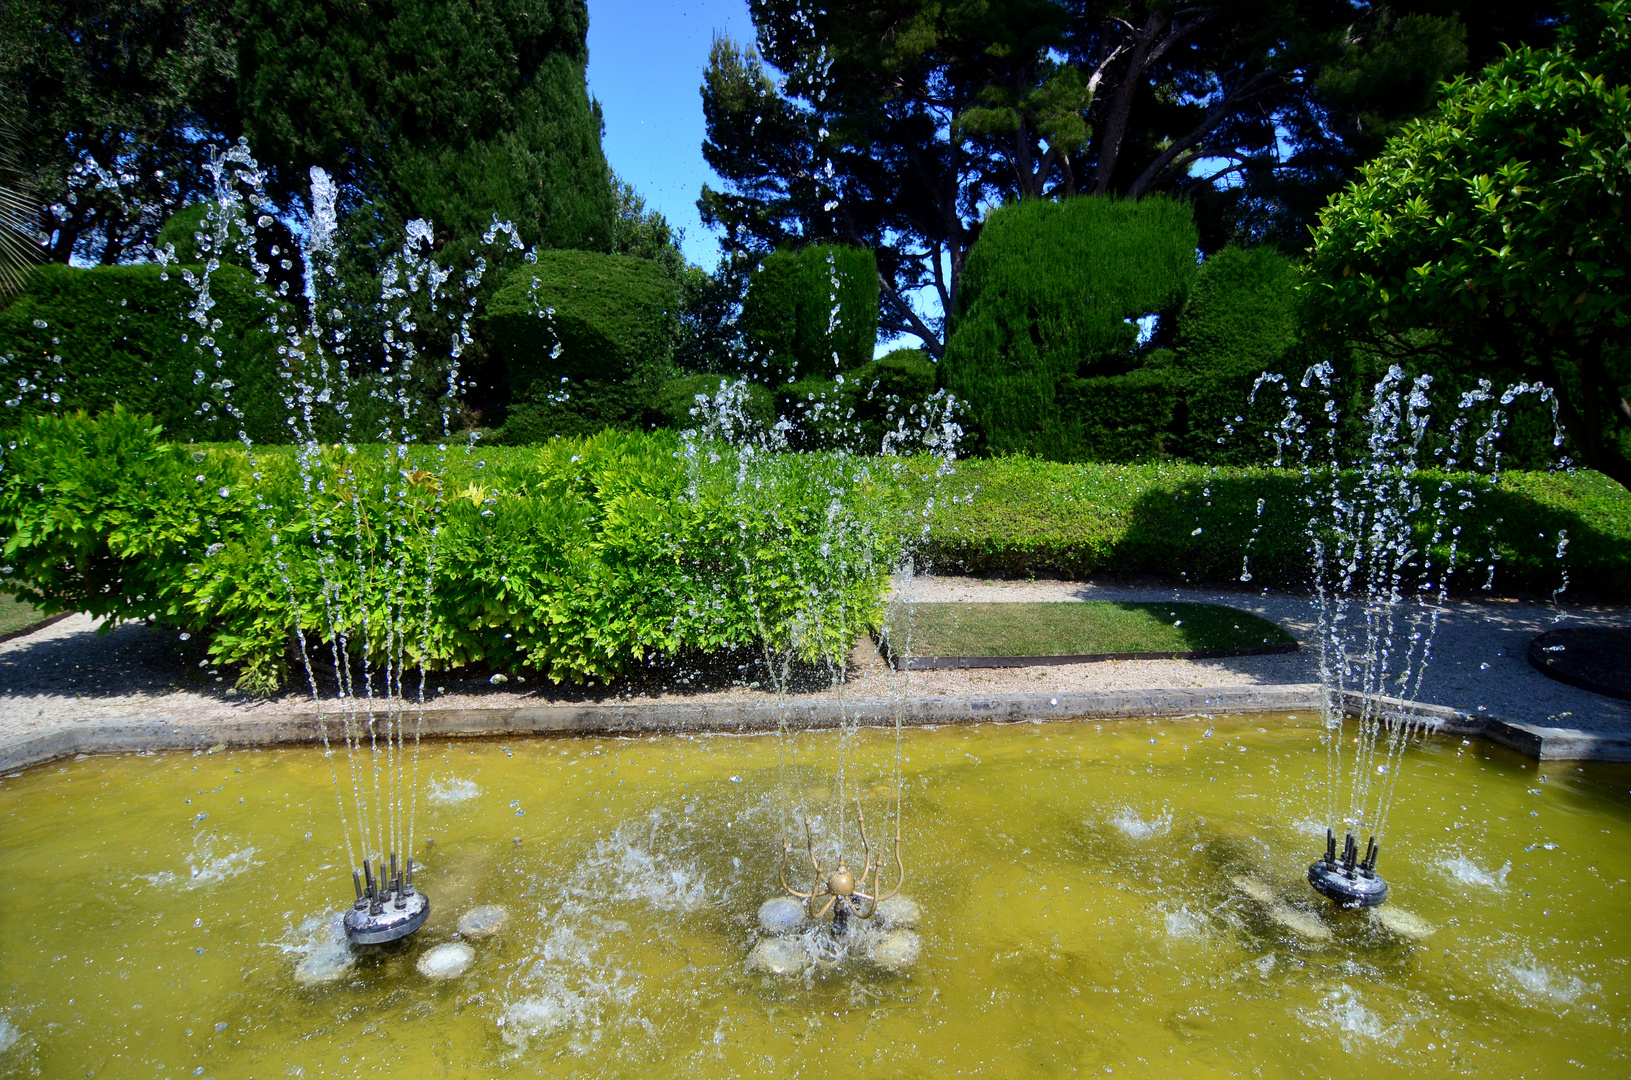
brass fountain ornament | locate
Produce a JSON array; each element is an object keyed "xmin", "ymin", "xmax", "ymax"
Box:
[{"xmin": 779, "ymin": 802, "xmax": 904, "ymax": 936}]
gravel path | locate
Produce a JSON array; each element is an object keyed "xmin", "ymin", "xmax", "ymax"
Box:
[{"xmin": 1, "ymin": 577, "xmax": 1626, "ymax": 741}]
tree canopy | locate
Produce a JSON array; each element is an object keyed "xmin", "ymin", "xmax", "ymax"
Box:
[
  {"xmin": 699, "ymin": 0, "xmax": 1559, "ymax": 356},
  {"xmin": 1306, "ymin": 0, "xmax": 1631, "ymax": 489},
  {"xmin": 0, "ymin": 0, "xmax": 240, "ymax": 264},
  {"xmin": 238, "ymin": 0, "xmax": 614, "ymax": 259}
]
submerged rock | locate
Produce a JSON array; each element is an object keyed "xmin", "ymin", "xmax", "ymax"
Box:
[
  {"xmin": 876, "ymin": 895, "xmax": 921, "ymax": 930},
  {"xmin": 747, "ymin": 936, "xmax": 811, "ymax": 976},
  {"xmin": 1373, "ymin": 906, "xmax": 1434, "ymax": 940},
  {"xmin": 869, "ymin": 929, "xmax": 922, "ymax": 972},
  {"xmin": 294, "ymin": 942, "xmax": 354, "ymax": 986},
  {"xmin": 1266, "ymin": 902, "xmax": 1332, "ymax": 942},
  {"xmin": 458, "ymin": 905, "xmax": 509, "ymax": 941},
  {"xmin": 417, "ymin": 941, "xmax": 475, "ymax": 980},
  {"xmin": 757, "ymin": 897, "xmax": 806, "ymax": 935},
  {"xmin": 1230, "ymin": 875, "xmax": 1277, "ymax": 906}
]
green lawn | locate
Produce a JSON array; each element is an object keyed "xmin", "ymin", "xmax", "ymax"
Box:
[
  {"xmin": 879, "ymin": 601, "xmax": 1296, "ymax": 660},
  {"xmin": 0, "ymin": 592, "xmax": 45, "ymax": 636}
]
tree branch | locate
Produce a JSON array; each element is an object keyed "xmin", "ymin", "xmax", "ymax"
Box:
[{"xmin": 1126, "ymin": 70, "xmax": 1277, "ymax": 198}]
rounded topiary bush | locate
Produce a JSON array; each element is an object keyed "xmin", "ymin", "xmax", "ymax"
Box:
[
  {"xmin": 738, "ymin": 243, "xmax": 879, "ymax": 384},
  {"xmin": 486, "ymin": 249, "xmax": 679, "ymax": 441},
  {"xmin": 941, "ymin": 194, "xmax": 1197, "ymax": 461}
]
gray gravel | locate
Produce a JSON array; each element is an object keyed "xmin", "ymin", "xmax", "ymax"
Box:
[{"xmin": 1, "ymin": 577, "xmax": 1626, "ymax": 741}]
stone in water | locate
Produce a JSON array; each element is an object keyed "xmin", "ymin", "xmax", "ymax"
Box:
[
  {"xmin": 757, "ymin": 897, "xmax": 806, "ymax": 935},
  {"xmin": 1373, "ymin": 906, "xmax": 1434, "ymax": 940},
  {"xmin": 747, "ymin": 937, "xmax": 811, "ymax": 976},
  {"xmin": 1266, "ymin": 902, "xmax": 1332, "ymax": 942},
  {"xmin": 417, "ymin": 942, "xmax": 475, "ymax": 980},
  {"xmin": 876, "ymin": 895, "xmax": 921, "ymax": 930},
  {"xmin": 1230, "ymin": 875, "xmax": 1277, "ymax": 906},
  {"xmin": 869, "ymin": 929, "xmax": 922, "ymax": 972},
  {"xmin": 458, "ymin": 905, "xmax": 509, "ymax": 940},
  {"xmin": 294, "ymin": 942, "xmax": 354, "ymax": 986}
]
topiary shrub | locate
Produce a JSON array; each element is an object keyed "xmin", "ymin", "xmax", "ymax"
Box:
[
  {"xmin": 0, "ymin": 262, "xmax": 292, "ymax": 443},
  {"xmin": 775, "ymin": 346, "xmax": 948, "ymax": 452},
  {"xmin": 738, "ymin": 243, "xmax": 879, "ymax": 383},
  {"xmin": 649, "ymin": 372, "xmax": 776, "ymax": 431},
  {"xmin": 487, "ymin": 249, "xmax": 679, "ymax": 442},
  {"xmin": 1168, "ymin": 244, "xmax": 1302, "ymax": 463},
  {"xmin": 941, "ymin": 194, "xmax": 1197, "ymax": 461}
]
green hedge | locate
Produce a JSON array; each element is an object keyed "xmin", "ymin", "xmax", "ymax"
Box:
[
  {"xmin": 0, "ymin": 409, "xmax": 890, "ymax": 691},
  {"xmin": 774, "ymin": 347, "xmax": 943, "ymax": 452},
  {"xmin": 909, "ymin": 456, "xmax": 1627, "ymax": 597},
  {"xmin": 486, "ymin": 250, "xmax": 678, "ymax": 442},
  {"xmin": 4, "ymin": 413, "xmax": 1626, "ymax": 694},
  {"xmin": 738, "ymin": 244, "xmax": 879, "ymax": 383},
  {"xmin": 0, "ymin": 263, "xmax": 291, "ymax": 443},
  {"xmin": 941, "ymin": 195, "xmax": 1198, "ymax": 461},
  {"xmin": 1167, "ymin": 244, "xmax": 1303, "ymax": 463},
  {"xmin": 649, "ymin": 372, "xmax": 776, "ymax": 432}
]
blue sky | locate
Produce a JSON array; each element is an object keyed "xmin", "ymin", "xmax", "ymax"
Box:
[{"xmin": 586, "ymin": 0, "xmax": 756, "ymax": 269}]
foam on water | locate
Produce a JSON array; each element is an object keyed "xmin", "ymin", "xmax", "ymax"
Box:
[
  {"xmin": 427, "ymin": 776, "xmax": 481, "ymax": 805},
  {"xmin": 499, "ymin": 898, "xmax": 640, "ymax": 1051},
  {"xmin": 1109, "ymin": 806, "xmax": 1172, "ymax": 840},
  {"xmin": 1501, "ymin": 954, "xmax": 1596, "ymax": 1005},
  {"xmin": 1440, "ymin": 854, "xmax": 1512, "ymax": 888},
  {"xmin": 138, "ymin": 833, "xmax": 259, "ymax": 889},
  {"xmin": 0, "ymin": 1015, "xmax": 19, "ymax": 1054},
  {"xmin": 1162, "ymin": 904, "xmax": 1208, "ymax": 940},
  {"xmin": 1302, "ymin": 986, "xmax": 1405, "ymax": 1050},
  {"xmin": 579, "ymin": 811, "xmax": 715, "ymax": 914}
]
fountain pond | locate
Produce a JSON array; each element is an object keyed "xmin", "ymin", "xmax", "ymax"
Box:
[{"xmin": 0, "ymin": 714, "xmax": 1626, "ymax": 1077}]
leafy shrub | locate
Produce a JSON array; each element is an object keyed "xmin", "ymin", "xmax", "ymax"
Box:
[
  {"xmin": 941, "ymin": 194, "xmax": 1198, "ymax": 461},
  {"xmin": 486, "ymin": 250, "xmax": 679, "ymax": 442},
  {"xmin": 0, "ymin": 411, "xmax": 892, "ymax": 690},
  {"xmin": 738, "ymin": 244, "xmax": 879, "ymax": 383},
  {"xmin": 649, "ymin": 372, "xmax": 775, "ymax": 431},
  {"xmin": 0, "ymin": 263, "xmax": 291, "ymax": 442}
]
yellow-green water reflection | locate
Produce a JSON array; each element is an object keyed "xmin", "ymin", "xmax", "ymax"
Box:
[{"xmin": 0, "ymin": 714, "xmax": 1627, "ymax": 1077}]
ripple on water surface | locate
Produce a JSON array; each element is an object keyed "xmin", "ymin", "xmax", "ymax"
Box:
[{"xmin": 0, "ymin": 715, "xmax": 1627, "ymax": 1077}]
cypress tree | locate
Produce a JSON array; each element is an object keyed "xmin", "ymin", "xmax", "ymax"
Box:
[{"xmin": 237, "ymin": 0, "xmax": 614, "ymax": 257}]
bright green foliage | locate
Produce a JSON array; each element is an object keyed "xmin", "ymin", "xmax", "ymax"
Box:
[
  {"xmin": 649, "ymin": 373, "xmax": 776, "ymax": 431},
  {"xmin": 737, "ymin": 244, "xmax": 879, "ymax": 383},
  {"xmin": 238, "ymin": 0, "xmax": 614, "ymax": 259},
  {"xmin": 941, "ymin": 195, "xmax": 1197, "ymax": 461},
  {"xmin": 0, "ymin": 263, "xmax": 288, "ymax": 442},
  {"xmin": 487, "ymin": 251, "xmax": 680, "ymax": 442},
  {"xmin": 904, "ymin": 455, "xmax": 1631, "ymax": 596},
  {"xmin": 1306, "ymin": 0, "xmax": 1631, "ymax": 489},
  {"xmin": 1169, "ymin": 245, "xmax": 1303, "ymax": 462},
  {"xmin": 0, "ymin": 412, "xmax": 895, "ymax": 690}
]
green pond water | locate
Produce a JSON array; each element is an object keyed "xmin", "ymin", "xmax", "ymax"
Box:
[{"xmin": 0, "ymin": 714, "xmax": 1626, "ymax": 1078}]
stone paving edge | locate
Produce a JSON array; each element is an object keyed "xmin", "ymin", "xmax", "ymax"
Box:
[{"xmin": 2, "ymin": 684, "xmax": 1627, "ymax": 774}]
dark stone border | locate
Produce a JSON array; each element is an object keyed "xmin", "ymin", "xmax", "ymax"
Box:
[
  {"xmin": 1528, "ymin": 627, "xmax": 1631, "ymax": 702},
  {"xmin": 3, "ymin": 683, "xmax": 1628, "ymax": 774}
]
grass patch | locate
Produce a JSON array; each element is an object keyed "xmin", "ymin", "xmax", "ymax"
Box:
[
  {"xmin": 0, "ymin": 592, "xmax": 44, "ymax": 636},
  {"xmin": 880, "ymin": 601, "xmax": 1296, "ymax": 659}
]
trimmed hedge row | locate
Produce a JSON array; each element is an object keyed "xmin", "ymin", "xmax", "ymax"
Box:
[
  {"xmin": 738, "ymin": 243, "xmax": 879, "ymax": 383},
  {"xmin": 0, "ymin": 263, "xmax": 291, "ymax": 443},
  {"xmin": 4, "ymin": 414, "xmax": 1626, "ymax": 693},
  {"xmin": 906, "ymin": 455, "xmax": 1627, "ymax": 597}
]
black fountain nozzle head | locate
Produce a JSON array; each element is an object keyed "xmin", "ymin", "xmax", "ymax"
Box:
[
  {"xmin": 344, "ymin": 849, "xmax": 430, "ymax": 945},
  {"xmin": 1308, "ymin": 830, "xmax": 1389, "ymax": 908}
]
